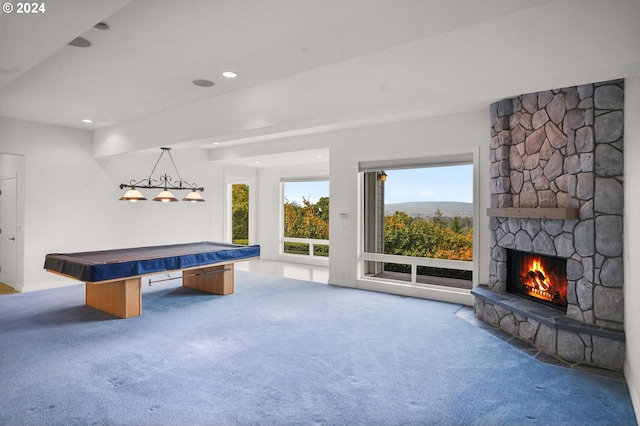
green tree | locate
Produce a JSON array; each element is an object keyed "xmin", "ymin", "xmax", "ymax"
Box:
[
  {"xmin": 449, "ymin": 216, "xmax": 464, "ymax": 234},
  {"xmin": 232, "ymin": 184, "xmax": 249, "ymax": 244},
  {"xmin": 314, "ymin": 196, "xmax": 330, "ymax": 222},
  {"xmin": 430, "ymin": 208, "xmax": 445, "ymax": 226}
]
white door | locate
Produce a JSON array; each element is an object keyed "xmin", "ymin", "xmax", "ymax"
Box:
[{"xmin": 0, "ymin": 176, "xmax": 18, "ymax": 288}]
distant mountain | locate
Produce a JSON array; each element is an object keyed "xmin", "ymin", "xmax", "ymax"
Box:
[{"xmin": 385, "ymin": 201, "xmax": 473, "ymax": 218}]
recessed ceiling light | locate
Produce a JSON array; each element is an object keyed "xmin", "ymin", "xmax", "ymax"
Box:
[
  {"xmin": 82, "ymin": 119, "xmax": 93, "ymax": 123},
  {"xmin": 193, "ymin": 79, "xmax": 214, "ymax": 87},
  {"xmin": 68, "ymin": 37, "xmax": 91, "ymax": 48},
  {"xmin": 94, "ymin": 22, "xmax": 110, "ymax": 30},
  {"xmin": 222, "ymin": 71, "xmax": 237, "ymax": 78}
]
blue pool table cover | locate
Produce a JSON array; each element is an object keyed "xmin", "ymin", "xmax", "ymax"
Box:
[{"xmin": 44, "ymin": 241, "xmax": 260, "ymax": 282}]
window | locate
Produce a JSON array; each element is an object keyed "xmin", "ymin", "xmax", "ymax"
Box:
[
  {"xmin": 361, "ymin": 157, "xmax": 475, "ymax": 289},
  {"xmin": 282, "ymin": 180, "xmax": 329, "ymax": 258},
  {"xmin": 224, "ymin": 174, "xmax": 256, "ymax": 246},
  {"xmin": 231, "ymin": 183, "xmax": 249, "ymax": 245}
]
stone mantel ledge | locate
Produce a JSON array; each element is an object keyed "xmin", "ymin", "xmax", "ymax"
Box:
[
  {"xmin": 486, "ymin": 207, "xmax": 580, "ymax": 220},
  {"xmin": 472, "ymin": 285, "xmax": 625, "ymax": 342}
]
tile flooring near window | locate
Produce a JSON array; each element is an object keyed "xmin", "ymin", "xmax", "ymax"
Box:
[{"xmin": 236, "ymin": 260, "xmax": 329, "ymax": 284}]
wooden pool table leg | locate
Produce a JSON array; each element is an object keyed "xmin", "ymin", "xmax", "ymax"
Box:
[
  {"xmin": 85, "ymin": 278, "xmax": 142, "ymax": 318},
  {"xmin": 182, "ymin": 263, "xmax": 234, "ymax": 295}
]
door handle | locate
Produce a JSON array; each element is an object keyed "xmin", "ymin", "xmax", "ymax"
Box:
[{"xmin": 8, "ymin": 237, "xmax": 15, "ymax": 241}]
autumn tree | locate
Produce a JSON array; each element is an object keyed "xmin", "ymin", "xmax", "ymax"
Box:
[
  {"xmin": 284, "ymin": 197, "xmax": 329, "ymax": 240},
  {"xmin": 384, "ymin": 211, "xmax": 472, "ymax": 261}
]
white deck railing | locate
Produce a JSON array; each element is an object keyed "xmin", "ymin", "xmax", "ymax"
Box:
[
  {"xmin": 361, "ymin": 252, "xmax": 472, "ymax": 284},
  {"xmin": 283, "ymin": 237, "xmax": 329, "ymax": 258}
]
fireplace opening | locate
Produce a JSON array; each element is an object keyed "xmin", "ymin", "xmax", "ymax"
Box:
[{"xmin": 507, "ymin": 250, "xmax": 567, "ymax": 311}]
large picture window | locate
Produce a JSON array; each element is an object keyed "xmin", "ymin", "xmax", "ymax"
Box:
[
  {"xmin": 282, "ymin": 179, "xmax": 329, "ymax": 258},
  {"xmin": 361, "ymin": 156, "xmax": 475, "ymax": 289}
]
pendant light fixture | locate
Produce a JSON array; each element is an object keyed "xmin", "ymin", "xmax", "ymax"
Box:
[
  {"xmin": 153, "ymin": 187, "xmax": 179, "ymax": 203},
  {"xmin": 119, "ymin": 147, "xmax": 205, "ymax": 203},
  {"xmin": 119, "ymin": 188, "xmax": 147, "ymax": 202},
  {"xmin": 182, "ymin": 190, "xmax": 205, "ymax": 202}
]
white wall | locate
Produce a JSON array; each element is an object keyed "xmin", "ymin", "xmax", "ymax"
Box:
[
  {"xmin": 624, "ymin": 75, "xmax": 640, "ymax": 422},
  {"xmin": 0, "ymin": 117, "xmax": 95, "ymax": 290},
  {"xmin": 0, "ymin": 117, "xmax": 216, "ymax": 291},
  {"xmin": 230, "ymin": 109, "xmax": 490, "ymax": 304},
  {"xmin": 325, "ymin": 110, "xmax": 489, "ymax": 305}
]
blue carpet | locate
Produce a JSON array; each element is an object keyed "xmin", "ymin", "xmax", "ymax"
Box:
[{"xmin": 0, "ymin": 271, "xmax": 636, "ymax": 425}]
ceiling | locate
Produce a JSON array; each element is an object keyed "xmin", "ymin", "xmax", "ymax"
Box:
[
  {"xmin": 0, "ymin": 0, "xmax": 555, "ymax": 129},
  {"xmin": 1, "ymin": 0, "xmax": 639, "ymax": 167}
]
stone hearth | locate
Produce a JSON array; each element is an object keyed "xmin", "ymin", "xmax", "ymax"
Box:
[{"xmin": 473, "ymin": 79, "xmax": 625, "ymax": 371}]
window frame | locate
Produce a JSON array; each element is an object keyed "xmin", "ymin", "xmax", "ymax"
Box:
[
  {"xmin": 280, "ymin": 177, "xmax": 330, "ymax": 265},
  {"xmin": 224, "ymin": 172, "xmax": 257, "ymax": 245},
  {"xmin": 358, "ymin": 149, "xmax": 479, "ymax": 292}
]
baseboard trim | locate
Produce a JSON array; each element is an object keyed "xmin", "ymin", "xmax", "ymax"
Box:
[
  {"xmin": 328, "ymin": 278, "xmax": 357, "ymax": 288},
  {"xmin": 357, "ymin": 278, "xmax": 474, "ymax": 306},
  {"xmin": 624, "ymin": 362, "xmax": 640, "ymax": 424},
  {"xmin": 18, "ymin": 280, "xmax": 81, "ymax": 293}
]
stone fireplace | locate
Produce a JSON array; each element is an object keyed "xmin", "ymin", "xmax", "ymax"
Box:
[{"xmin": 472, "ymin": 79, "xmax": 625, "ymax": 371}]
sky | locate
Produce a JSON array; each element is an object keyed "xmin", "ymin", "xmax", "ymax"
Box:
[
  {"xmin": 383, "ymin": 165, "xmax": 473, "ymax": 204},
  {"xmin": 283, "ymin": 164, "xmax": 473, "ymax": 205},
  {"xmin": 284, "ymin": 181, "xmax": 330, "ymax": 205}
]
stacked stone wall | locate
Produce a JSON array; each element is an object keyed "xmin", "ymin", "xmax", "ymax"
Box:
[{"xmin": 478, "ymin": 79, "xmax": 625, "ymax": 370}]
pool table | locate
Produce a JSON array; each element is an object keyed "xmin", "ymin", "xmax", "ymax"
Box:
[{"xmin": 44, "ymin": 241, "xmax": 260, "ymax": 318}]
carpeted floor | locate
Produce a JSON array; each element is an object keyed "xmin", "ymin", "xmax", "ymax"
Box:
[{"xmin": 0, "ymin": 271, "xmax": 636, "ymax": 425}]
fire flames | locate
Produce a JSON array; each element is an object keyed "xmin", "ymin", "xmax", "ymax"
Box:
[
  {"xmin": 522, "ymin": 258, "xmax": 554, "ymax": 302},
  {"xmin": 509, "ymin": 250, "xmax": 567, "ymax": 309}
]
